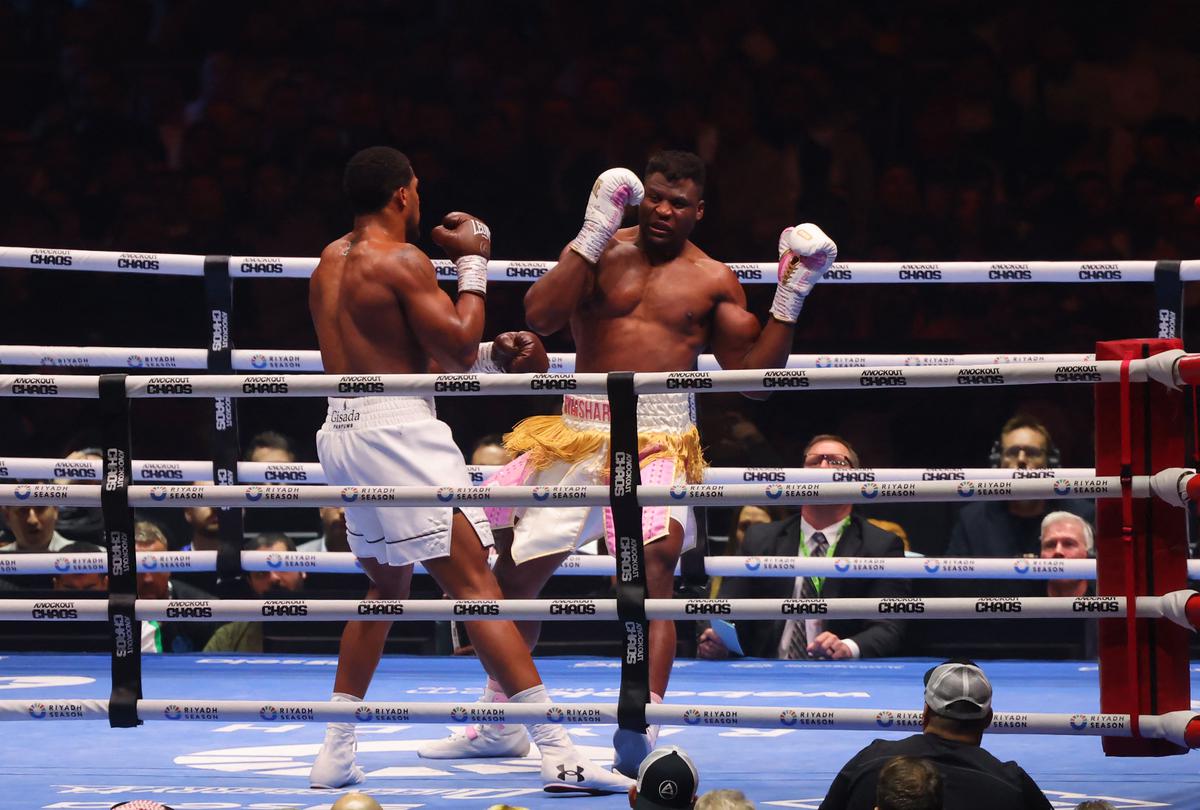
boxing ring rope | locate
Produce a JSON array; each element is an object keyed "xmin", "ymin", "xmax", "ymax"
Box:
[
  {"xmin": 1, "ymin": 344, "xmax": 1098, "ymax": 372},
  {"xmin": 0, "ymin": 455, "xmax": 1098, "ymax": 483},
  {"xmin": 7, "ymin": 549, "xmax": 1200, "ymax": 580},
  {"xmin": 3, "ymin": 245, "xmax": 1198, "ymax": 282},
  {"xmin": 2, "ymin": 698, "xmax": 1196, "ymax": 749},
  {"xmin": 3, "ymin": 592, "xmax": 1198, "ymax": 625},
  {"xmin": 1, "ymin": 349, "xmax": 1196, "ymax": 399}
]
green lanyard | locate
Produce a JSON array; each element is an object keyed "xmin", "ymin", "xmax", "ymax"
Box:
[{"xmin": 799, "ymin": 517, "xmax": 850, "ymax": 597}]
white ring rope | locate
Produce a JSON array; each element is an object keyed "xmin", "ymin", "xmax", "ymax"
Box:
[
  {"xmin": 0, "ymin": 473, "xmax": 1186, "ymax": 509},
  {"xmin": 12, "ymin": 550, "xmax": 1197, "ymax": 580},
  {"xmin": 4, "ymin": 245, "xmax": 1199, "ymax": 283},
  {"xmin": 0, "ymin": 456, "xmax": 1097, "ymax": 485},
  {"xmin": 0, "ymin": 351, "xmax": 1192, "ymax": 398},
  {"xmin": 0, "ymin": 344, "xmax": 1097, "ymax": 372},
  {"xmin": 3, "ymin": 592, "xmax": 1197, "ymax": 626},
  {"xmin": 1, "ymin": 697, "xmax": 1193, "ymax": 747}
]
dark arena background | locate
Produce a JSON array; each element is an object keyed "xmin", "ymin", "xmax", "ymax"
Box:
[{"xmin": 1, "ymin": 2, "xmax": 1199, "ymax": 809}]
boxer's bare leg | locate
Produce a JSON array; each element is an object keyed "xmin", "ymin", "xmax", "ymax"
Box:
[
  {"xmin": 645, "ymin": 520, "xmax": 685, "ymax": 697},
  {"xmin": 491, "ymin": 526, "xmax": 571, "ymax": 651},
  {"xmin": 423, "ymin": 513, "xmax": 542, "ymax": 696},
  {"xmin": 332, "ymin": 561, "xmax": 412, "ymax": 698}
]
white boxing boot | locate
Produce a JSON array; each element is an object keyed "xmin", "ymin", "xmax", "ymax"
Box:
[
  {"xmin": 417, "ymin": 678, "xmax": 530, "ymax": 759},
  {"xmin": 509, "ymin": 684, "xmax": 635, "ymax": 795},
  {"xmin": 309, "ymin": 693, "xmax": 366, "ymax": 789}
]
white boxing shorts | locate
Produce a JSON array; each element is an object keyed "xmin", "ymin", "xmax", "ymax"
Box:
[
  {"xmin": 316, "ymin": 396, "xmax": 493, "ymax": 566},
  {"xmin": 485, "ymin": 393, "xmax": 703, "ymax": 565}
]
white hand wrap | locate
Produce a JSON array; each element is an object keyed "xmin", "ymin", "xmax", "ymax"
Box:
[
  {"xmin": 468, "ymin": 342, "xmax": 503, "ymax": 374},
  {"xmin": 770, "ymin": 223, "xmax": 838, "ymax": 323},
  {"xmin": 456, "ymin": 255, "xmax": 488, "ymax": 297},
  {"xmin": 569, "ymin": 168, "xmax": 645, "ymax": 264}
]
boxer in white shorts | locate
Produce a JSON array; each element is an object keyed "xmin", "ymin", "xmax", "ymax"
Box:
[
  {"xmin": 418, "ymin": 150, "xmax": 838, "ymax": 777},
  {"xmin": 306, "ymin": 146, "xmax": 633, "ymax": 796},
  {"xmin": 316, "ymin": 395, "xmax": 493, "ymax": 564}
]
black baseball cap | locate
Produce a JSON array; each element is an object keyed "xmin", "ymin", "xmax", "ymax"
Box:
[{"xmin": 635, "ymin": 746, "xmax": 699, "ymax": 810}]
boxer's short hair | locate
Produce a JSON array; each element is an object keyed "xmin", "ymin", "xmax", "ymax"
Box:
[
  {"xmin": 344, "ymin": 146, "xmax": 414, "ymax": 215},
  {"xmin": 646, "ymin": 150, "xmax": 706, "ymax": 194}
]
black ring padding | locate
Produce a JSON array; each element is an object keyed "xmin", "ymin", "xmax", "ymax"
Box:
[
  {"xmin": 217, "ymin": 542, "xmax": 244, "ymax": 580},
  {"xmin": 1153, "ymin": 260, "xmax": 1183, "ymax": 340},
  {"xmin": 203, "ymin": 255, "xmax": 234, "ymax": 372},
  {"xmin": 607, "ymin": 371, "xmax": 650, "ymax": 733},
  {"xmin": 107, "ymin": 592, "xmax": 142, "ymax": 728}
]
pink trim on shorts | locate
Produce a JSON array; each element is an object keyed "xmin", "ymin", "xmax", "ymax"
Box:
[
  {"xmin": 482, "ymin": 454, "xmax": 535, "ymax": 527},
  {"xmin": 602, "ymin": 456, "xmax": 676, "ymax": 554}
]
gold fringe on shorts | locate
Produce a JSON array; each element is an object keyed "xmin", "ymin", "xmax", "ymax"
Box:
[{"xmin": 503, "ymin": 415, "xmax": 707, "ymax": 484}]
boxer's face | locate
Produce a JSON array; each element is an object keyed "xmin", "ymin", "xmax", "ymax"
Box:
[{"xmin": 639, "ymin": 172, "xmax": 703, "ymax": 252}]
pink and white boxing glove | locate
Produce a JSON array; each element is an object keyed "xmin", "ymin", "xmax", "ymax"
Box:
[
  {"xmin": 770, "ymin": 223, "xmax": 838, "ymax": 323},
  {"xmin": 568, "ymin": 168, "xmax": 645, "ymax": 264}
]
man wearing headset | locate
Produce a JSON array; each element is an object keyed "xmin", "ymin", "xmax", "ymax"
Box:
[{"xmin": 944, "ymin": 414, "xmax": 1094, "ymax": 597}]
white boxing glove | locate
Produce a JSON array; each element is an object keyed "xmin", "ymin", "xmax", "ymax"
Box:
[
  {"xmin": 770, "ymin": 223, "xmax": 838, "ymax": 323},
  {"xmin": 568, "ymin": 168, "xmax": 645, "ymax": 264}
]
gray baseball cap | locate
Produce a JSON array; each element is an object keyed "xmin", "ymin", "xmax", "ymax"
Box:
[{"xmin": 924, "ymin": 661, "xmax": 992, "ymax": 720}]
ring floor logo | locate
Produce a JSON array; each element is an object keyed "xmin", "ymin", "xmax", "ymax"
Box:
[{"xmin": 172, "ymin": 738, "xmax": 616, "ymax": 779}]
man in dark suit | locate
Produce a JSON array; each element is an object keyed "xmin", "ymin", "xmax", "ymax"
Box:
[{"xmin": 697, "ymin": 435, "xmax": 909, "ymax": 660}]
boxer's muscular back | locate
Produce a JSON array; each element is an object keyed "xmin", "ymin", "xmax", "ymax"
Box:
[
  {"xmin": 310, "ymin": 235, "xmax": 429, "ymax": 375},
  {"xmin": 571, "ymin": 228, "xmax": 744, "ymax": 373}
]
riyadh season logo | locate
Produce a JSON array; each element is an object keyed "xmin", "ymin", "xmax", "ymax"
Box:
[
  {"xmin": 956, "ymin": 481, "xmax": 975, "ymax": 498},
  {"xmin": 1054, "ymin": 479, "xmax": 1073, "ymax": 496},
  {"xmin": 532, "ymin": 486, "xmax": 551, "ymax": 502},
  {"xmin": 340, "ymin": 487, "xmax": 359, "ymax": 503},
  {"xmin": 876, "ymin": 710, "xmax": 895, "ymax": 728},
  {"xmin": 266, "ymin": 553, "xmax": 284, "ymax": 569},
  {"xmin": 250, "ymin": 354, "xmax": 269, "ymax": 369},
  {"xmin": 860, "ymin": 482, "xmax": 879, "ymax": 499},
  {"xmin": 924, "ymin": 559, "xmax": 941, "ymax": 573},
  {"xmin": 126, "ymin": 355, "xmax": 144, "ymax": 368},
  {"xmin": 150, "ymin": 486, "xmax": 168, "ymax": 502},
  {"xmin": 1070, "ymin": 714, "xmax": 1089, "ymax": 731},
  {"xmin": 450, "ymin": 705, "xmax": 470, "ymax": 722},
  {"xmin": 744, "ymin": 557, "xmax": 762, "ymax": 572},
  {"xmin": 683, "ymin": 709, "xmax": 702, "ymax": 725},
  {"xmin": 28, "ymin": 702, "xmax": 48, "ymax": 719},
  {"xmin": 765, "ymin": 484, "xmax": 783, "ymax": 500},
  {"xmin": 1013, "ymin": 560, "xmax": 1031, "ymax": 575},
  {"xmin": 259, "ymin": 705, "xmax": 279, "ymax": 721},
  {"xmin": 355, "ymin": 706, "xmax": 374, "ymax": 722},
  {"xmin": 437, "ymin": 487, "xmax": 455, "ymax": 503},
  {"xmin": 53, "ymin": 557, "xmax": 71, "ymax": 572},
  {"xmin": 834, "ymin": 559, "xmax": 851, "ymax": 573},
  {"xmin": 669, "ymin": 485, "xmax": 688, "ymax": 500},
  {"xmin": 245, "ymin": 486, "xmax": 264, "ymax": 502},
  {"xmin": 816, "ymin": 356, "xmax": 833, "ymax": 368},
  {"xmin": 779, "ymin": 709, "xmax": 798, "ymax": 726},
  {"xmin": 164, "ymin": 704, "xmax": 183, "ymax": 720},
  {"xmin": 14, "ymin": 485, "xmax": 31, "ymax": 501},
  {"xmin": 141, "ymin": 556, "xmax": 158, "ymax": 570},
  {"xmin": 546, "ymin": 706, "xmax": 565, "ymax": 722}
]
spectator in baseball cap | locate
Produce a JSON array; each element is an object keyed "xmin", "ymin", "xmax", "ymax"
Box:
[
  {"xmin": 819, "ymin": 659, "xmax": 1052, "ymax": 810},
  {"xmin": 630, "ymin": 746, "xmax": 700, "ymax": 809}
]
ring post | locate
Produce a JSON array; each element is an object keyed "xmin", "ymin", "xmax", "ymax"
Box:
[
  {"xmin": 608, "ymin": 372, "xmax": 650, "ymax": 733},
  {"xmin": 1095, "ymin": 338, "xmax": 1191, "ymax": 755}
]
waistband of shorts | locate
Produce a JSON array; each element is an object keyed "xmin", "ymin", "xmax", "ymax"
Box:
[
  {"xmin": 561, "ymin": 393, "xmax": 694, "ymax": 434},
  {"xmin": 323, "ymin": 396, "xmax": 436, "ymax": 429}
]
